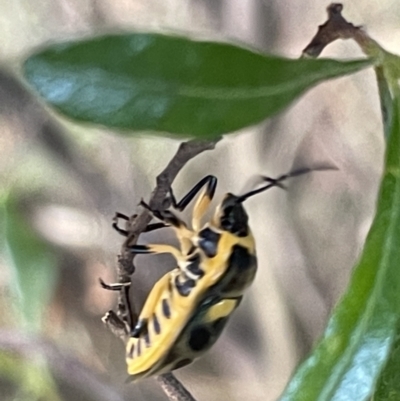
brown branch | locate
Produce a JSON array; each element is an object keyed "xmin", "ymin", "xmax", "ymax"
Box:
[
  {"xmin": 103, "ymin": 137, "xmax": 220, "ymax": 401},
  {"xmin": 157, "ymin": 373, "xmax": 196, "ymax": 401}
]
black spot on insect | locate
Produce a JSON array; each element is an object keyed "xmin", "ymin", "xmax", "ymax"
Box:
[
  {"xmin": 162, "ymin": 298, "xmax": 171, "ymax": 319},
  {"xmin": 186, "ymin": 254, "xmax": 204, "ymax": 278},
  {"xmin": 172, "ymin": 358, "xmax": 192, "ymax": 371},
  {"xmin": 188, "ymin": 326, "xmax": 211, "ymax": 351},
  {"xmin": 229, "ymin": 245, "xmax": 255, "ymax": 271},
  {"xmin": 137, "ymin": 339, "xmax": 141, "ymax": 357},
  {"xmin": 175, "ymin": 275, "xmax": 195, "ymax": 297},
  {"xmin": 144, "ymin": 331, "xmax": 151, "ymax": 347},
  {"xmin": 198, "ymin": 228, "xmax": 220, "ymax": 258},
  {"xmin": 153, "ymin": 313, "xmax": 161, "ymax": 335},
  {"xmin": 127, "ymin": 343, "xmax": 135, "ymax": 358}
]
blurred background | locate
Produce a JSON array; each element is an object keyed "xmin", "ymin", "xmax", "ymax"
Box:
[{"xmin": 0, "ymin": 1, "xmax": 398, "ymax": 400}]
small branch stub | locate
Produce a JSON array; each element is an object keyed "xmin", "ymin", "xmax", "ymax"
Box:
[
  {"xmin": 302, "ymin": 3, "xmax": 393, "ymax": 136},
  {"xmin": 302, "ymin": 3, "xmax": 379, "ymax": 58}
]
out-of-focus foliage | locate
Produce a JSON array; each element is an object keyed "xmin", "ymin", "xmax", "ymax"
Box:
[
  {"xmin": 23, "ymin": 33, "xmax": 371, "ymax": 138},
  {"xmin": 4, "ymin": 194, "xmax": 58, "ymax": 332},
  {"xmin": 0, "ymin": 351, "xmax": 60, "ymax": 401}
]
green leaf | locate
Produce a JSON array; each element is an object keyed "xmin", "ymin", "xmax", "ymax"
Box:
[
  {"xmin": 374, "ymin": 321, "xmax": 400, "ymax": 400},
  {"xmin": 278, "ymin": 97, "xmax": 400, "ymax": 401},
  {"xmin": 370, "ymin": 53, "xmax": 400, "ymax": 401},
  {"xmin": 23, "ymin": 33, "xmax": 372, "ymax": 137},
  {"xmin": 376, "ymin": 65, "xmax": 393, "ymax": 139},
  {"xmin": 365, "ymin": 46, "xmax": 400, "ymax": 139},
  {"xmin": 3, "ymin": 195, "xmax": 58, "ymax": 332}
]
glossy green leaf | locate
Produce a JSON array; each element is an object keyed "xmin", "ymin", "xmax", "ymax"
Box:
[
  {"xmin": 3, "ymin": 196, "xmax": 57, "ymax": 332},
  {"xmin": 278, "ymin": 97, "xmax": 400, "ymax": 401},
  {"xmin": 367, "ymin": 48, "xmax": 400, "ymax": 139},
  {"xmin": 374, "ymin": 320, "xmax": 400, "ymax": 400},
  {"xmin": 372, "ymin": 53, "xmax": 400, "ymax": 401},
  {"xmin": 23, "ymin": 33, "xmax": 371, "ymax": 137}
]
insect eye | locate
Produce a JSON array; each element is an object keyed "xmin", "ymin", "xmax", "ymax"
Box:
[
  {"xmin": 220, "ymin": 214, "xmax": 234, "ymax": 229},
  {"xmin": 222, "ymin": 206, "xmax": 233, "ymax": 217}
]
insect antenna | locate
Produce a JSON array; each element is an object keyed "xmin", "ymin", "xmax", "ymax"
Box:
[{"xmin": 236, "ymin": 164, "xmax": 337, "ymax": 203}]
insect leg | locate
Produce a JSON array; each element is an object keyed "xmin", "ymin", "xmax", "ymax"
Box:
[
  {"xmin": 140, "ymin": 201, "xmax": 186, "ymax": 228},
  {"xmin": 129, "ymin": 243, "xmax": 194, "ymax": 277},
  {"xmin": 99, "ymin": 278, "xmax": 130, "ymax": 291},
  {"xmin": 170, "ymin": 175, "xmax": 218, "ymax": 211},
  {"xmin": 112, "ymin": 212, "xmax": 130, "ymax": 236},
  {"xmin": 144, "ymin": 222, "xmax": 169, "ymax": 232},
  {"xmin": 100, "ymin": 279, "xmax": 135, "ymax": 333},
  {"xmin": 170, "ymin": 176, "xmax": 217, "ymax": 232},
  {"xmin": 113, "ymin": 212, "xmax": 168, "ymax": 237},
  {"xmin": 130, "ymin": 244, "xmax": 183, "ymax": 260},
  {"xmin": 140, "ymin": 201, "xmax": 195, "ymax": 255}
]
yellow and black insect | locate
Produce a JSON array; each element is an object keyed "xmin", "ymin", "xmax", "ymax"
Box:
[{"xmin": 103, "ymin": 166, "xmax": 332, "ymax": 381}]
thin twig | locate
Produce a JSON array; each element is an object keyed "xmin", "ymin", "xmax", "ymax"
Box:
[{"xmin": 104, "ymin": 137, "xmax": 220, "ymax": 401}]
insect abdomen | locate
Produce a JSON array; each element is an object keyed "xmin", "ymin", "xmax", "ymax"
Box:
[
  {"xmin": 125, "ymin": 287, "xmax": 177, "ymax": 379},
  {"xmin": 155, "ymin": 296, "xmax": 242, "ymax": 374}
]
